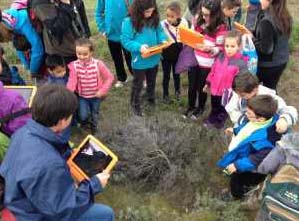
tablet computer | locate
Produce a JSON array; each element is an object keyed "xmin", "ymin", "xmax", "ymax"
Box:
[
  {"xmin": 67, "ymin": 135, "xmax": 118, "ymax": 183},
  {"xmin": 141, "ymin": 42, "xmax": 171, "ymax": 58},
  {"xmin": 234, "ymin": 22, "xmax": 251, "ymax": 35},
  {"xmin": 178, "ymin": 26, "xmax": 204, "ymax": 49},
  {"xmin": 4, "ymin": 86, "xmax": 37, "ymax": 107}
]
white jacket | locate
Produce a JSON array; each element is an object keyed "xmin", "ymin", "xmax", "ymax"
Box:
[{"xmin": 225, "ymin": 85, "xmax": 298, "ymax": 126}]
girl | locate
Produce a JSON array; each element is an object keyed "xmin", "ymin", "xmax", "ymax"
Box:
[
  {"xmin": 0, "ymin": 8, "xmax": 44, "ymax": 77},
  {"xmin": 203, "ymin": 31, "xmax": 247, "ymax": 129},
  {"xmin": 67, "ymin": 38, "xmax": 114, "ymax": 135},
  {"xmin": 221, "ymin": 0, "xmax": 242, "ymax": 30},
  {"xmin": 183, "ymin": 0, "xmax": 227, "ymax": 120},
  {"xmin": 253, "ymin": 0, "xmax": 292, "ymax": 90},
  {"xmin": 121, "ymin": 0, "xmax": 167, "ymax": 116},
  {"xmin": 95, "ymin": 0, "xmax": 133, "ymax": 88},
  {"xmin": 161, "ymin": 1, "xmax": 188, "ymax": 102}
]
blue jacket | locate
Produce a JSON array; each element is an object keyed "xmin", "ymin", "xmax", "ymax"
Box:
[
  {"xmin": 249, "ymin": 0, "xmax": 260, "ymax": 4},
  {"xmin": 217, "ymin": 115, "xmax": 281, "ymax": 172},
  {"xmin": 95, "ymin": 0, "xmax": 133, "ymax": 42},
  {"xmin": 47, "ymin": 75, "xmax": 68, "ymax": 86},
  {"xmin": 0, "ymin": 120, "xmax": 102, "ymax": 221},
  {"xmin": 121, "ymin": 17, "xmax": 167, "ymax": 70},
  {"xmin": 2, "ymin": 8, "xmax": 44, "ymax": 74}
]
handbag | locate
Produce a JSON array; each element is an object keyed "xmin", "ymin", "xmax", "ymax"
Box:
[
  {"xmin": 175, "ymin": 45, "xmax": 198, "ymax": 74},
  {"xmin": 242, "ymin": 34, "xmax": 258, "ymax": 75}
]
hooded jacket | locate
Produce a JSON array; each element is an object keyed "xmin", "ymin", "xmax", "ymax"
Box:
[
  {"xmin": 0, "ymin": 119, "xmax": 103, "ymax": 221},
  {"xmin": 0, "ymin": 81, "xmax": 31, "ymax": 136}
]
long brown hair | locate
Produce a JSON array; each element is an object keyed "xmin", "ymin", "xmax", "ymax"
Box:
[
  {"xmin": 269, "ymin": 0, "xmax": 292, "ymax": 37},
  {"xmin": 0, "ymin": 22, "xmax": 13, "ymax": 43},
  {"xmin": 130, "ymin": 0, "xmax": 160, "ymax": 33}
]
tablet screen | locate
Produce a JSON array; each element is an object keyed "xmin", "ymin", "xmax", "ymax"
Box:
[{"xmin": 73, "ymin": 139, "xmax": 113, "ymax": 177}]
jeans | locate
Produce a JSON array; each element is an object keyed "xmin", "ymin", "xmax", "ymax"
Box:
[
  {"xmin": 79, "ymin": 97, "xmax": 101, "ymax": 132},
  {"xmin": 75, "ymin": 203, "xmax": 115, "ymax": 221}
]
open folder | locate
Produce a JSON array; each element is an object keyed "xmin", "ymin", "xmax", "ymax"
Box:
[
  {"xmin": 234, "ymin": 22, "xmax": 251, "ymax": 35},
  {"xmin": 141, "ymin": 42, "xmax": 171, "ymax": 58},
  {"xmin": 178, "ymin": 26, "xmax": 204, "ymax": 49},
  {"xmin": 67, "ymin": 135, "xmax": 118, "ymax": 183}
]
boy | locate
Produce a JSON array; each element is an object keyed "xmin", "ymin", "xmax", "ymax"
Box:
[
  {"xmin": 0, "ymin": 85, "xmax": 114, "ymax": 221},
  {"xmin": 218, "ymin": 95, "xmax": 281, "ymax": 199},
  {"xmin": 46, "ymin": 54, "xmax": 68, "ymax": 85},
  {"xmin": 225, "ymin": 72, "xmax": 298, "ymax": 133},
  {"xmin": 221, "ymin": 0, "xmax": 242, "ymax": 30}
]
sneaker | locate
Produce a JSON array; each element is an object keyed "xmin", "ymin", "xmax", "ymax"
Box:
[
  {"xmin": 190, "ymin": 108, "xmax": 204, "ymax": 120},
  {"xmin": 203, "ymin": 119, "xmax": 215, "ymax": 129},
  {"xmin": 182, "ymin": 107, "xmax": 195, "ymax": 119},
  {"xmin": 220, "ymin": 188, "xmax": 234, "ymax": 202},
  {"xmin": 115, "ymin": 81, "xmax": 124, "ymax": 88},
  {"xmin": 163, "ymin": 95, "xmax": 171, "ymax": 104},
  {"xmin": 143, "ymin": 81, "xmax": 147, "ymax": 88}
]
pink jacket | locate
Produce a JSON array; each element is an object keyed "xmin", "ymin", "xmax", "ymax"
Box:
[
  {"xmin": 194, "ymin": 24, "xmax": 227, "ymax": 68},
  {"xmin": 67, "ymin": 58, "xmax": 114, "ymax": 97},
  {"xmin": 207, "ymin": 52, "xmax": 248, "ymax": 96}
]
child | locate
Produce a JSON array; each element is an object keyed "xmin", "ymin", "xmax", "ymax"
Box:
[
  {"xmin": 95, "ymin": 0, "xmax": 133, "ymax": 88},
  {"xmin": 121, "ymin": 0, "xmax": 167, "ymax": 116},
  {"xmin": 0, "ymin": 46, "xmax": 12, "ymax": 85},
  {"xmin": 245, "ymin": 0, "xmax": 261, "ymax": 30},
  {"xmin": 46, "ymin": 55, "xmax": 68, "ymax": 86},
  {"xmin": 203, "ymin": 31, "xmax": 247, "ymax": 129},
  {"xmin": 161, "ymin": 1, "xmax": 188, "ymax": 102},
  {"xmin": 183, "ymin": 0, "xmax": 227, "ymax": 120},
  {"xmin": 0, "ymin": 84, "xmax": 114, "ymax": 221},
  {"xmin": 218, "ymin": 95, "xmax": 281, "ymax": 199},
  {"xmin": 67, "ymin": 38, "xmax": 114, "ymax": 134},
  {"xmin": 225, "ymin": 72, "xmax": 298, "ymax": 133},
  {"xmin": 221, "ymin": 0, "xmax": 242, "ymax": 30}
]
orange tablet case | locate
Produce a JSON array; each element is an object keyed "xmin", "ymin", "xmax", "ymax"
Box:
[
  {"xmin": 67, "ymin": 135, "xmax": 118, "ymax": 183},
  {"xmin": 234, "ymin": 22, "xmax": 251, "ymax": 35},
  {"xmin": 178, "ymin": 26, "xmax": 204, "ymax": 49},
  {"xmin": 141, "ymin": 42, "xmax": 171, "ymax": 58}
]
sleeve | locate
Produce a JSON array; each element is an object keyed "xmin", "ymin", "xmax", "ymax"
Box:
[
  {"xmin": 66, "ymin": 63, "xmax": 78, "ymax": 92},
  {"xmin": 121, "ymin": 19, "xmax": 142, "ymax": 53},
  {"xmin": 77, "ymin": 0, "xmax": 90, "ymax": 37},
  {"xmin": 21, "ymin": 24, "xmax": 44, "ymax": 74},
  {"xmin": 238, "ymin": 59, "xmax": 249, "ymax": 74},
  {"xmin": 214, "ymin": 25, "xmax": 227, "ymax": 54},
  {"xmin": 98, "ymin": 61, "xmax": 114, "ymax": 95},
  {"xmin": 254, "ymin": 20, "xmax": 275, "ymax": 55},
  {"xmin": 257, "ymin": 148, "xmax": 285, "ymax": 174},
  {"xmin": 157, "ymin": 23, "xmax": 167, "ymax": 44},
  {"xmin": 95, "ymin": 0, "xmax": 105, "ymax": 33},
  {"xmin": 20, "ymin": 164, "xmax": 103, "ymax": 220},
  {"xmin": 225, "ymin": 91, "xmax": 244, "ymax": 124},
  {"xmin": 274, "ymin": 94, "xmax": 298, "ymax": 126}
]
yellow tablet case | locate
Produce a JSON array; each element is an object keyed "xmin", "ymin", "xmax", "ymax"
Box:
[
  {"xmin": 67, "ymin": 135, "xmax": 118, "ymax": 183},
  {"xmin": 234, "ymin": 22, "xmax": 251, "ymax": 35},
  {"xmin": 141, "ymin": 42, "xmax": 171, "ymax": 58},
  {"xmin": 4, "ymin": 86, "xmax": 37, "ymax": 107},
  {"xmin": 178, "ymin": 26, "xmax": 204, "ymax": 49}
]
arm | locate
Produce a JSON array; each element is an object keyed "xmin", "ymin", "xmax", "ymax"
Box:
[
  {"xmin": 97, "ymin": 61, "xmax": 114, "ymax": 96},
  {"xmin": 254, "ymin": 20, "xmax": 275, "ymax": 55},
  {"xmin": 77, "ymin": 0, "xmax": 90, "ymax": 37},
  {"xmin": 121, "ymin": 19, "xmax": 142, "ymax": 53},
  {"xmin": 274, "ymin": 94, "xmax": 298, "ymax": 126},
  {"xmin": 66, "ymin": 63, "xmax": 78, "ymax": 92},
  {"xmin": 95, "ymin": 0, "xmax": 105, "ymax": 34},
  {"xmin": 21, "ymin": 164, "xmax": 103, "ymax": 219},
  {"xmin": 257, "ymin": 148, "xmax": 284, "ymax": 174},
  {"xmin": 225, "ymin": 91, "xmax": 244, "ymax": 125},
  {"xmin": 157, "ymin": 23, "xmax": 167, "ymax": 44}
]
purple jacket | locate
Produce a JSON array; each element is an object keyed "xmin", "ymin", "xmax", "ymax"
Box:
[{"xmin": 0, "ymin": 81, "xmax": 31, "ymax": 136}]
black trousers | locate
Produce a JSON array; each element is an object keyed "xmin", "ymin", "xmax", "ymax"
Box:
[
  {"xmin": 131, "ymin": 66, "xmax": 158, "ymax": 111},
  {"xmin": 188, "ymin": 66, "xmax": 210, "ymax": 110},
  {"xmin": 208, "ymin": 95, "xmax": 227, "ymax": 122},
  {"xmin": 108, "ymin": 40, "xmax": 132, "ymax": 82},
  {"xmin": 257, "ymin": 63, "xmax": 287, "ymax": 90},
  {"xmin": 230, "ymin": 172, "xmax": 266, "ymax": 199},
  {"xmin": 161, "ymin": 59, "xmax": 180, "ymax": 97}
]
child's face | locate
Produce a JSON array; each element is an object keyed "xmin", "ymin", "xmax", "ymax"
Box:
[
  {"xmin": 201, "ymin": 7, "xmax": 211, "ymax": 25},
  {"xmin": 260, "ymin": 0, "xmax": 271, "ymax": 10},
  {"xmin": 246, "ymin": 107, "xmax": 266, "ymax": 122},
  {"xmin": 237, "ymin": 87, "xmax": 258, "ymax": 100},
  {"xmin": 76, "ymin": 46, "xmax": 92, "ymax": 62},
  {"xmin": 166, "ymin": 9, "xmax": 180, "ymax": 25},
  {"xmin": 50, "ymin": 66, "xmax": 66, "ymax": 78},
  {"xmin": 144, "ymin": 7, "xmax": 155, "ymax": 19},
  {"xmin": 222, "ymin": 6, "xmax": 239, "ymax": 18},
  {"xmin": 224, "ymin": 37, "xmax": 240, "ymax": 57}
]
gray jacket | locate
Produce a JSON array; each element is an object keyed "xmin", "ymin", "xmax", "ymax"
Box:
[{"xmin": 257, "ymin": 133, "xmax": 299, "ymax": 174}]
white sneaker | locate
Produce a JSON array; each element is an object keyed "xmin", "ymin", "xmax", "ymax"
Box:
[{"xmin": 115, "ymin": 81, "xmax": 124, "ymax": 88}]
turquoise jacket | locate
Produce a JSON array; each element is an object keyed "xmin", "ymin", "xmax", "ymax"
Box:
[
  {"xmin": 121, "ymin": 17, "xmax": 167, "ymax": 70},
  {"xmin": 95, "ymin": 0, "xmax": 133, "ymax": 42}
]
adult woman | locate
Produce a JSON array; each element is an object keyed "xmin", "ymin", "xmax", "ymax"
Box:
[{"xmin": 253, "ymin": 0, "xmax": 292, "ymax": 90}]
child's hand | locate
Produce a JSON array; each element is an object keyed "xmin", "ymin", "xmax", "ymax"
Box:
[
  {"xmin": 140, "ymin": 44, "xmax": 149, "ymax": 53},
  {"xmin": 195, "ymin": 44, "xmax": 211, "ymax": 52},
  {"xmin": 95, "ymin": 91, "xmax": 105, "ymax": 98},
  {"xmin": 224, "ymin": 127, "xmax": 234, "ymax": 135},
  {"xmin": 203, "ymin": 84, "xmax": 209, "ymax": 93},
  {"xmin": 275, "ymin": 117, "xmax": 288, "ymax": 134},
  {"xmin": 226, "ymin": 163, "xmax": 237, "ymax": 174},
  {"xmin": 96, "ymin": 170, "xmax": 110, "ymax": 188}
]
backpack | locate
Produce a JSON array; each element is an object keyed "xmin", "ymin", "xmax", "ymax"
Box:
[{"xmin": 256, "ymin": 165, "xmax": 299, "ymax": 221}]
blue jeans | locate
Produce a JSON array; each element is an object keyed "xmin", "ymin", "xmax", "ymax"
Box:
[
  {"xmin": 76, "ymin": 204, "xmax": 115, "ymax": 221},
  {"xmin": 79, "ymin": 97, "xmax": 101, "ymax": 131}
]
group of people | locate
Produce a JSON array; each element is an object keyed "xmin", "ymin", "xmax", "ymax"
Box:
[{"xmin": 0, "ymin": 0, "xmax": 297, "ymax": 220}]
